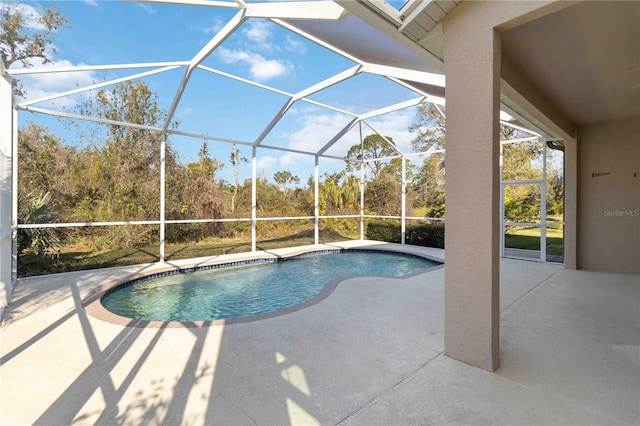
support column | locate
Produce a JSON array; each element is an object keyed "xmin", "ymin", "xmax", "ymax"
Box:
[
  {"xmin": 0, "ymin": 73, "xmax": 14, "ymax": 310},
  {"xmin": 159, "ymin": 135, "xmax": 166, "ymax": 263},
  {"xmin": 359, "ymin": 122, "xmax": 365, "ymax": 240},
  {"xmin": 251, "ymin": 146, "xmax": 257, "ymax": 252},
  {"xmin": 563, "ymin": 137, "xmax": 577, "ymax": 269},
  {"xmin": 443, "ymin": 19, "xmax": 501, "ymax": 371},
  {"xmin": 314, "ymin": 155, "xmax": 319, "ymax": 245},
  {"xmin": 401, "ymin": 157, "xmax": 406, "ymax": 245}
]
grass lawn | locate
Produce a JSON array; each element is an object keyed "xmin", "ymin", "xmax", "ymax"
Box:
[
  {"xmin": 505, "ymin": 226, "xmax": 564, "ymax": 255},
  {"xmin": 18, "ymin": 222, "xmax": 564, "ymax": 277},
  {"xmin": 17, "ymin": 227, "xmax": 356, "ymax": 277}
]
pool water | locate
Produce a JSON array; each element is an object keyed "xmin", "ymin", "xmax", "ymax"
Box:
[{"xmin": 101, "ymin": 250, "xmax": 439, "ymax": 322}]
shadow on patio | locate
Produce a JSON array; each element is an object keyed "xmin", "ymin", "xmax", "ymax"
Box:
[{"xmin": 1, "ymin": 248, "xmax": 638, "ymax": 425}]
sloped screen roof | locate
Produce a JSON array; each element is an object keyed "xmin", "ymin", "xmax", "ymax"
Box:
[{"xmin": 279, "ymin": 14, "xmax": 441, "ymax": 73}]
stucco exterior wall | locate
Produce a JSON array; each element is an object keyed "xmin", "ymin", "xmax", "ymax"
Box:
[
  {"xmin": 577, "ymin": 116, "xmax": 640, "ymax": 274},
  {"xmin": 441, "ymin": 0, "xmax": 577, "ymax": 372},
  {"xmin": 563, "ymin": 136, "xmax": 578, "ymax": 269},
  {"xmin": 443, "ymin": 12, "xmax": 502, "ymax": 372}
]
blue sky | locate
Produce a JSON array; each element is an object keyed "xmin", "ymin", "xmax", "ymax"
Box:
[{"xmin": 9, "ymin": 1, "xmax": 426, "ymax": 185}]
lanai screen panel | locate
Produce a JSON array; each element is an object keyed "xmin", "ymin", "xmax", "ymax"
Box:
[{"xmin": 279, "ymin": 14, "xmax": 441, "ymax": 73}]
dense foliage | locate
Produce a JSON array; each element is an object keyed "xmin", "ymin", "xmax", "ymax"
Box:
[
  {"xmin": 366, "ymin": 220, "xmax": 445, "ymax": 249},
  {"xmin": 16, "ymin": 86, "xmax": 563, "ymax": 271},
  {"xmin": 8, "ymin": 4, "xmax": 563, "ymax": 274}
]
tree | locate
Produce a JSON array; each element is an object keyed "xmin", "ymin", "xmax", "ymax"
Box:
[
  {"xmin": 546, "ymin": 150, "xmax": 564, "ymax": 216},
  {"xmin": 318, "ymin": 171, "xmax": 360, "ymax": 215},
  {"xmin": 17, "ymin": 191, "xmax": 63, "ymax": 259},
  {"xmin": 229, "ymin": 144, "xmax": 247, "ymax": 214},
  {"xmin": 193, "ymin": 139, "xmax": 223, "ymax": 181},
  {"xmin": 345, "ymin": 134, "xmax": 401, "ymax": 181},
  {"xmin": 71, "ymin": 80, "xmax": 175, "ymax": 247},
  {"xmin": 189, "ymin": 140, "xmax": 223, "ymax": 220},
  {"xmin": 408, "ymin": 104, "xmax": 446, "ymax": 216},
  {"xmin": 407, "ymin": 102, "xmax": 564, "ymax": 222},
  {"xmin": 18, "ymin": 123, "xmax": 76, "ymax": 212},
  {"xmin": 0, "ymin": 2, "xmax": 67, "ymax": 95},
  {"xmin": 273, "ymin": 170, "xmax": 299, "ymax": 194},
  {"xmin": 409, "ymin": 103, "xmax": 445, "ymax": 152},
  {"xmin": 88, "ymin": 81, "xmax": 166, "ymax": 220},
  {"xmin": 409, "ymin": 152, "xmax": 445, "ymax": 214}
]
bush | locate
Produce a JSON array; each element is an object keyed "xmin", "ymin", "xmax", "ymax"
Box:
[
  {"xmin": 17, "ymin": 191, "xmax": 64, "ymax": 258},
  {"xmin": 365, "ymin": 220, "xmax": 402, "ymax": 243},
  {"xmin": 406, "ymin": 223, "xmax": 445, "ymax": 248},
  {"xmin": 365, "ymin": 220, "xmax": 445, "ymax": 248},
  {"xmin": 426, "ymin": 203, "xmax": 445, "ymax": 218}
]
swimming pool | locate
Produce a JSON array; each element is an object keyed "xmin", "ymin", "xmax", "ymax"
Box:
[{"xmin": 101, "ymin": 250, "xmax": 440, "ymax": 322}]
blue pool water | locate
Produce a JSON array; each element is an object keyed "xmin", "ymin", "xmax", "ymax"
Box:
[{"xmin": 101, "ymin": 250, "xmax": 439, "ymax": 322}]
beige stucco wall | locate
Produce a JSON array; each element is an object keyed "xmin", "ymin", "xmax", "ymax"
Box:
[
  {"xmin": 563, "ymin": 137, "xmax": 578, "ymax": 269},
  {"xmin": 577, "ymin": 116, "xmax": 640, "ymax": 274},
  {"xmin": 443, "ymin": 11, "xmax": 502, "ymax": 372},
  {"xmin": 441, "ymin": 0, "xmax": 578, "ymax": 372}
]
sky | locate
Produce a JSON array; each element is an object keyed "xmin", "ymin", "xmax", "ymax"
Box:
[{"xmin": 7, "ymin": 0, "xmax": 432, "ymax": 185}]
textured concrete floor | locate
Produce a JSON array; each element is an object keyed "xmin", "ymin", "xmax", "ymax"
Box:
[{"xmin": 1, "ymin": 242, "xmax": 638, "ymax": 425}]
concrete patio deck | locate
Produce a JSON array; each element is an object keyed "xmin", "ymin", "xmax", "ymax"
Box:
[{"xmin": 1, "ymin": 241, "xmax": 638, "ymax": 425}]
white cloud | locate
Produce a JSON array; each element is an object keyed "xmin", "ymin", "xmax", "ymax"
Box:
[
  {"xmin": 84, "ymin": 0, "xmax": 99, "ymax": 7},
  {"xmin": 285, "ymin": 36, "xmax": 306, "ymax": 54},
  {"xmin": 265, "ymin": 108, "xmax": 412, "ymax": 178},
  {"xmin": 270, "ymin": 153, "xmax": 313, "ymax": 182},
  {"xmin": 364, "ymin": 108, "xmax": 417, "ymax": 153},
  {"xmin": 137, "ymin": 4, "xmax": 157, "ymax": 15},
  {"xmin": 217, "ymin": 47, "xmax": 291, "ymax": 81},
  {"xmin": 176, "ymin": 107, "xmax": 193, "ymax": 121},
  {"xmin": 242, "ymin": 20, "xmax": 275, "ymax": 51},
  {"xmin": 257, "ymin": 155, "xmax": 277, "ymax": 176},
  {"xmin": 287, "ymin": 113, "xmax": 354, "ymax": 154},
  {"xmin": 14, "ymin": 58, "xmax": 97, "ymax": 109},
  {"xmin": 198, "ymin": 17, "xmax": 225, "ymax": 35},
  {"xmin": 279, "ymin": 154, "xmax": 299, "ymax": 168},
  {"xmin": 277, "ymin": 107, "xmax": 418, "ymax": 169}
]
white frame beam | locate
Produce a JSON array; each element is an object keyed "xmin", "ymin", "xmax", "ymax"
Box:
[
  {"xmin": 314, "ymin": 155, "xmax": 320, "ymax": 245},
  {"xmin": 362, "ymin": 63, "xmax": 445, "ymax": 88},
  {"xmin": 359, "ymin": 96, "xmax": 425, "ymax": 121},
  {"xmin": 159, "ymin": 135, "xmax": 167, "ymax": 262},
  {"xmin": 161, "ymin": 11, "xmax": 246, "ymax": 134},
  {"xmin": 19, "ymin": 65, "xmax": 182, "ymax": 108},
  {"xmin": 246, "ymin": 1, "xmax": 345, "ymax": 20},
  {"xmin": 0, "ymin": 68, "xmax": 16, "ymax": 310},
  {"xmin": 317, "ymin": 117, "xmax": 359, "ymax": 156},
  {"xmin": 7, "ymin": 61, "xmax": 189, "ymax": 76},
  {"xmin": 1, "ymin": 0, "xmax": 564, "ymax": 321},
  {"xmin": 127, "ymin": 0, "xmax": 242, "ymax": 8},
  {"xmin": 253, "ymin": 65, "xmax": 361, "ymax": 147},
  {"xmin": 251, "ymin": 147, "xmax": 257, "ymax": 252},
  {"xmin": 358, "ymin": 122, "xmax": 365, "ymax": 240}
]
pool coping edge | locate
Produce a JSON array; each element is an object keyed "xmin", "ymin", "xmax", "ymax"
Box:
[{"xmin": 82, "ymin": 245, "xmax": 444, "ymax": 329}]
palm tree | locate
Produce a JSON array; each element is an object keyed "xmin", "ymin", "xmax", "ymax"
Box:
[{"xmin": 18, "ymin": 192, "xmax": 63, "ymax": 258}]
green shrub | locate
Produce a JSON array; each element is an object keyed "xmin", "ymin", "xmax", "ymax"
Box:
[
  {"xmin": 366, "ymin": 220, "xmax": 445, "ymax": 248},
  {"xmin": 365, "ymin": 220, "xmax": 402, "ymax": 243},
  {"xmin": 406, "ymin": 223, "xmax": 445, "ymax": 248},
  {"xmin": 426, "ymin": 203, "xmax": 445, "ymax": 218}
]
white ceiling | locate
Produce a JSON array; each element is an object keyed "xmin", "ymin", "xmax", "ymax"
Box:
[
  {"xmin": 347, "ymin": 0, "xmax": 639, "ymax": 130},
  {"xmin": 501, "ymin": 1, "xmax": 640, "ymax": 126}
]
